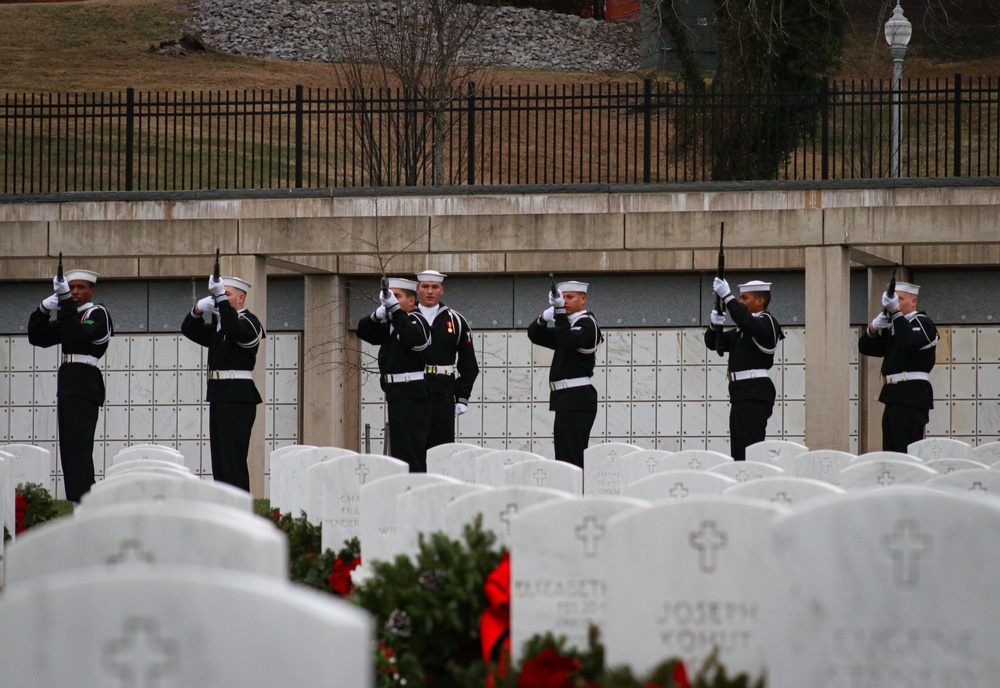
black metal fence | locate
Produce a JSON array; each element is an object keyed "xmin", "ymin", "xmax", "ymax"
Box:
[{"xmin": 2, "ymin": 75, "xmax": 998, "ymax": 193}]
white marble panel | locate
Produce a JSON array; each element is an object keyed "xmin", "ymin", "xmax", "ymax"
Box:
[
  {"xmin": 153, "ymin": 336, "xmax": 178, "ymax": 370},
  {"xmin": 507, "ymin": 332, "xmax": 532, "ymax": 367},
  {"xmin": 34, "ymin": 372, "xmax": 57, "ymax": 404},
  {"xmin": 531, "ymin": 439, "xmax": 555, "ymax": 459},
  {"xmin": 482, "ymin": 403, "xmax": 507, "ymax": 437},
  {"xmin": 10, "ymin": 337, "xmax": 34, "ymax": 372},
  {"xmin": 594, "ymin": 334, "xmax": 607, "ymax": 366},
  {"xmin": 104, "ymin": 405, "xmax": 129, "ymax": 441},
  {"xmin": 591, "ymin": 403, "xmax": 607, "ymax": 438},
  {"xmin": 656, "ymin": 366, "xmax": 680, "ymax": 401},
  {"xmin": 976, "ymin": 326, "xmax": 1000, "ymax": 362},
  {"xmin": 631, "ymin": 402, "xmax": 656, "ymax": 437},
  {"xmin": 952, "ymin": 400, "xmax": 977, "ymax": 436},
  {"xmin": 102, "ymin": 370, "xmax": 129, "ymax": 406},
  {"xmin": 178, "ymin": 370, "xmax": 204, "ymax": 404},
  {"xmin": 590, "ymin": 366, "xmax": 607, "ymax": 399},
  {"xmin": 481, "ymin": 367, "xmax": 507, "ymax": 403},
  {"xmin": 680, "ymin": 329, "xmax": 707, "ymax": 365},
  {"xmin": 783, "ymin": 400, "xmax": 805, "ymax": 436},
  {"xmin": 950, "ymin": 363, "xmax": 977, "ymax": 399},
  {"xmin": 680, "ymin": 365, "xmax": 707, "ymax": 401},
  {"xmin": 606, "ymin": 403, "xmax": 631, "ymax": 437},
  {"xmin": 0, "ymin": 339, "xmax": 9, "ymax": 371},
  {"xmin": 263, "ymin": 406, "xmax": 275, "ymax": 439},
  {"xmin": 847, "ymin": 329, "xmax": 859, "ymax": 364},
  {"xmin": 770, "ymin": 366, "xmax": 784, "ymax": 399},
  {"xmin": 273, "ymin": 368, "xmax": 298, "ymax": 404},
  {"xmin": 783, "ymin": 365, "xmax": 805, "ymax": 400},
  {"xmin": 849, "ymin": 363, "xmax": 859, "ymax": 400},
  {"xmin": 482, "ymin": 332, "xmax": 508, "ymax": 367},
  {"xmin": 103, "ymin": 335, "xmax": 131, "ymax": 371},
  {"xmin": 482, "ymin": 437, "xmax": 508, "ymax": 450},
  {"xmin": 360, "ymin": 370, "xmax": 382, "ymax": 403},
  {"xmin": 604, "ymin": 331, "xmax": 631, "ymax": 366},
  {"xmin": 631, "ymin": 331, "xmax": 656, "ymax": 365},
  {"xmin": 10, "ymin": 372, "xmax": 34, "ymax": 405},
  {"xmin": 508, "ymin": 402, "xmax": 532, "ymax": 438},
  {"xmin": 631, "ymin": 367, "xmax": 655, "ymax": 401},
  {"xmin": 507, "ymin": 367, "xmax": 532, "ymax": 402},
  {"xmin": 177, "ymin": 405, "xmax": 203, "ymax": 440},
  {"xmin": 128, "ymin": 405, "xmax": 154, "ymax": 442},
  {"xmin": 951, "ymin": 326, "xmax": 977, "ymax": 363},
  {"xmin": 34, "ymin": 345, "xmax": 59, "ymax": 372},
  {"xmin": 273, "ymin": 333, "xmax": 300, "ymax": 369},
  {"xmin": 32, "ymin": 407, "xmax": 57, "ymax": 441},
  {"xmin": 0, "ymin": 373, "xmax": 7, "ymax": 405},
  {"xmin": 657, "ymin": 330, "xmax": 682, "ymax": 365},
  {"xmin": 706, "ymin": 401, "xmax": 729, "ymax": 436},
  {"xmin": 682, "ymin": 401, "xmax": 707, "ymax": 437},
  {"xmin": 976, "ymin": 363, "xmax": 1000, "ymax": 398},
  {"xmin": 532, "ymin": 367, "xmax": 552, "ymax": 400},
  {"xmin": 455, "ymin": 402, "xmax": 482, "ymax": 439},
  {"xmin": 8, "ymin": 407, "xmax": 34, "ymax": 442},
  {"xmin": 781, "ymin": 327, "xmax": 805, "ymax": 364},
  {"xmin": 153, "ymin": 371, "xmax": 178, "ymax": 405},
  {"xmin": 130, "ymin": 371, "xmax": 154, "ymax": 405},
  {"xmin": 706, "ymin": 434, "xmax": 730, "ymax": 455},
  {"xmin": 273, "ymin": 405, "xmax": 298, "ymax": 440},
  {"xmin": 264, "ymin": 369, "xmax": 275, "ymax": 404},
  {"xmin": 531, "ymin": 342, "xmax": 553, "ymax": 368},
  {"xmin": 927, "ymin": 401, "xmax": 951, "ymax": 436},
  {"xmin": 706, "ymin": 365, "xmax": 728, "ymax": 400},
  {"xmin": 508, "ymin": 437, "xmax": 533, "ymax": 452},
  {"xmin": 656, "ymin": 436, "xmax": 682, "ymax": 452},
  {"xmin": 849, "ymin": 400, "xmax": 859, "ymax": 436},
  {"xmin": 177, "ymin": 335, "xmax": 204, "ymax": 369},
  {"xmin": 0, "ymin": 407, "xmax": 8, "ymax": 441},
  {"xmin": 152, "ymin": 405, "xmax": 178, "ymax": 441},
  {"xmin": 978, "ymin": 400, "xmax": 1000, "ymax": 436},
  {"xmin": 606, "ymin": 367, "xmax": 631, "ymax": 401},
  {"xmin": 130, "ymin": 336, "xmax": 154, "ymax": 370},
  {"xmin": 656, "ymin": 402, "xmax": 682, "ymax": 436}
]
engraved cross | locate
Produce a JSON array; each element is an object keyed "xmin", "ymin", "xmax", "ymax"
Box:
[
  {"xmin": 646, "ymin": 457, "xmax": 659, "ymax": 473},
  {"xmin": 881, "ymin": 519, "xmax": 932, "ymax": 588},
  {"xmin": 735, "ymin": 470, "xmax": 750, "ymax": 482},
  {"xmin": 877, "ymin": 469, "xmax": 895, "ymax": 487},
  {"xmin": 688, "ymin": 458, "xmax": 702, "ymax": 470},
  {"xmin": 499, "ymin": 503, "xmax": 519, "ymax": 535},
  {"xmin": 969, "ymin": 481, "xmax": 988, "ymax": 496},
  {"xmin": 575, "ymin": 516, "xmax": 606, "ymax": 558},
  {"xmin": 106, "ymin": 539, "xmax": 155, "ymax": 566},
  {"xmin": 771, "ymin": 491, "xmax": 792, "ymax": 505},
  {"xmin": 355, "ymin": 463, "xmax": 370, "ymax": 484},
  {"xmin": 669, "ymin": 482, "xmax": 689, "ymax": 499},
  {"xmin": 820, "ymin": 458, "xmax": 832, "ymax": 474},
  {"xmin": 689, "ymin": 520, "xmax": 727, "ymax": 573},
  {"xmin": 533, "ymin": 469, "xmax": 547, "ymax": 486},
  {"xmin": 103, "ymin": 617, "xmax": 179, "ymax": 688}
]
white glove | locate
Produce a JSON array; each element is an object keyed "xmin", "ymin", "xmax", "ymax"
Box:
[
  {"xmin": 712, "ymin": 277, "xmax": 731, "ymax": 299},
  {"xmin": 881, "ymin": 291, "xmax": 899, "ymax": 311},
  {"xmin": 548, "ymin": 289, "xmax": 564, "ymax": 308},
  {"xmin": 379, "ymin": 289, "xmax": 399, "ymax": 310},
  {"xmin": 541, "ymin": 306, "xmax": 555, "ymax": 322},
  {"xmin": 41, "ymin": 294, "xmax": 61, "ymax": 312},
  {"xmin": 53, "ymin": 276, "xmax": 70, "ymax": 296},
  {"xmin": 374, "ymin": 305, "xmax": 387, "ymax": 321},
  {"xmin": 196, "ymin": 296, "xmax": 218, "ymax": 316},
  {"xmin": 710, "ymin": 309, "xmax": 726, "ymax": 327},
  {"xmin": 455, "ymin": 403, "xmax": 468, "ymax": 417},
  {"xmin": 870, "ymin": 312, "xmax": 892, "ymax": 331},
  {"xmin": 208, "ymin": 275, "xmax": 226, "ymax": 297}
]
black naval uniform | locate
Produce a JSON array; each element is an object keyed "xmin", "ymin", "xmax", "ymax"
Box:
[
  {"xmin": 181, "ymin": 298, "xmax": 263, "ymax": 491},
  {"xmin": 357, "ymin": 306, "xmax": 432, "ymax": 472},
  {"xmin": 705, "ymin": 300, "xmax": 784, "ymax": 461},
  {"xmin": 858, "ymin": 309, "xmax": 938, "ymax": 453},
  {"xmin": 527, "ymin": 309, "xmax": 602, "ymax": 468},
  {"xmin": 417, "ymin": 303, "xmax": 479, "ymax": 449},
  {"xmin": 28, "ymin": 298, "xmax": 113, "ymax": 502}
]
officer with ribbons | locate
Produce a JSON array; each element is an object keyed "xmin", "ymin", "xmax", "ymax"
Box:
[
  {"xmin": 527, "ymin": 280, "xmax": 602, "ymax": 468},
  {"xmin": 859, "ymin": 281, "xmax": 938, "ymax": 452},
  {"xmin": 357, "ymin": 277, "xmax": 433, "ymax": 472},
  {"xmin": 705, "ymin": 278, "xmax": 784, "ymax": 461},
  {"xmin": 414, "ymin": 269, "xmax": 479, "ymax": 449},
  {"xmin": 182, "ymin": 274, "xmax": 263, "ymax": 491},
  {"xmin": 28, "ymin": 268, "xmax": 113, "ymax": 503}
]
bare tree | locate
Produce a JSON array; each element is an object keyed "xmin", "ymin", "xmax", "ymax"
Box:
[{"xmin": 327, "ymin": 0, "xmax": 499, "ymax": 186}]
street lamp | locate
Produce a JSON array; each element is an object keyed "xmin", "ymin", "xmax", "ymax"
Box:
[{"xmin": 884, "ymin": 0, "xmax": 912, "ymax": 178}]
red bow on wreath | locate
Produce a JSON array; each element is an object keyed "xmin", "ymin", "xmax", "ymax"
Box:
[
  {"xmin": 328, "ymin": 556, "xmax": 361, "ymax": 596},
  {"xmin": 518, "ymin": 647, "xmax": 582, "ymax": 688},
  {"xmin": 481, "ymin": 552, "xmax": 511, "ymax": 686},
  {"xmin": 14, "ymin": 493, "xmax": 27, "ymax": 534}
]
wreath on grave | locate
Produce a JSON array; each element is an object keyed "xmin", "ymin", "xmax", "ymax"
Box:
[
  {"xmin": 3, "ymin": 482, "xmax": 61, "ymax": 542},
  {"xmin": 268, "ymin": 509, "xmax": 361, "ymax": 596}
]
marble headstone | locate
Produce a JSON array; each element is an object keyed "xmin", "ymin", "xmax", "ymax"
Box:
[
  {"xmin": 476, "ymin": 450, "xmax": 549, "ymax": 487},
  {"xmin": 970, "ymin": 441, "xmax": 1000, "ymax": 466},
  {"xmin": 619, "ymin": 450, "xmax": 675, "ymax": 489},
  {"xmin": 106, "ymin": 459, "xmax": 193, "ymax": 478},
  {"xmin": 80, "ymin": 473, "xmax": 252, "ymax": 512},
  {"xmin": 839, "ymin": 459, "xmax": 938, "ymax": 492},
  {"xmin": 925, "ymin": 469, "xmax": 1000, "ymax": 498},
  {"xmin": 426, "ymin": 442, "xmax": 482, "ymax": 475},
  {"xmin": 359, "ymin": 473, "xmax": 459, "ymax": 564},
  {"xmin": 444, "ymin": 485, "xmax": 572, "ymax": 547},
  {"xmin": 395, "ymin": 482, "xmax": 491, "ymax": 559},
  {"xmin": 660, "ymin": 449, "xmax": 733, "ymax": 470},
  {"xmin": 789, "ymin": 450, "xmax": 855, "ymax": 485},
  {"xmin": 907, "ymin": 437, "xmax": 972, "ymax": 461},
  {"xmin": 445, "ymin": 447, "xmax": 494, "ymax": 483},
  {"xmin": 624, "ymin": 470, "xmax": 738, "ymax": 501},
  {"xmin": 708, "ymin": 461, "xmax": 785, "ymax": 483},
  {"xmin": 924, "ymin": 458, "xmax": 990, "ymax": 474},
  {"xmin": 267, "ymin": 444, "xmax": 315, "ymax": 511},
  {"xmin": 853, "ymin": 450, "xmax": 923, "ymax": 464},
  {"xmin": 299, "ymin": 447, "xmax": 359, "ymax": 521},
  {"xmin": 111, "ymin": 446, "xmax": 185, "ymax": 466},
  {"xmin": 743, "ymin": 440, "xmax": 809, "ymax": 466},
  {"xmin": 724, "ymin": 476, "xmax": 847, "ymax": 506},
  {"xmin": 1, "ymin": 443, "xmax": 52, "ymax": 492},
  {"xmin": 504, "ymin": 459, "xmax": 582, "ymax": 495},
  {"xmin": 583, "ymin": 443, "xmax": 641, "ymax": 495}
]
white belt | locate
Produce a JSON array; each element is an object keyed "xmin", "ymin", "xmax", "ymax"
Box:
[
  {"xmin": 209, "ymin": 370, "xmax": 254, "ymax": 380},
  {"xmin": 384, "ymin": 372, "xmax": 425, "ymax": 383},
  {"xmin": 424, "ymin": 364, "xmax": 455, "ymax": 375},
  {"xmin": 549, "ymin": 377, "xmax": 591, "ymax": 391},
  {"xmin": 62, "ymin": 354, "xmax": 100, "ymax": 367},
  {"xmin": 728, "ymin": 369, "xmax": 770, "ymax": 382},
  {"xmin": 884, "ymin": 371, "xmax": 930, "ymax": 384}
]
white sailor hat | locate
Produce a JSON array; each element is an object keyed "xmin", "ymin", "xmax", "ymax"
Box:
[
  {"xmin": 222, "ymin": 276, "xmax": 251, "ymax": 293},
  {"xmin": 387, "ymin": 277, "xmax": 419, "ymax": 291},
  {"xmin": 894, "ymin": 282, "xmax": 920, "ymax": 295},
  {"xmin": 738, "ymin": 280, "xmax": 771, "ymax": 293},
  {"xmin": 416, "ymin": 270, "xmax": 447, "ymax": 283},
  {"xmin": 557, "ymin": 280, "xmax": 589, "ymax": 294},
  {"xmin": 64, "ymin": 269, "xmax": 99, "ymax": 284}
]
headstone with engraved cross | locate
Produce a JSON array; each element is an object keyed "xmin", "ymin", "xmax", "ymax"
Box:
[
  {"xmin": 724, "ymin": 476, "xmax": 846, "ymax": 506},
  {"xmin": 970, "ymin": 440, "xmax": 1000, "ymax": 466},
  {"xmin": 924, "ymin": 458, "xmax": 990, "ymax": 474},
  {"xmin": 4, "ymin": 501, "xmax": 288, "ymax": 588},
  {"xmin": 510, "ymin": 496, "xmax": 648, "ymax": 662},
  {"xmin": 426, "ymin": 442, "xmax": 483, "ymax": 476},
  {"xmin": 504, "ymin": 458, "xmax": 582, "ymax": 495},
  {"xmin": 907, "ymin": 437, "xmax": 972, "ymax": 461},
  {"xmin": 619, "ymin": 449, "xmax": 675, "ymax": 490},
  {"xmin": 708, "ymin": 460, "xmax": 785, "ymax": 483},
  {"xmin": 926, "ymin": 468, "xmax": 1000, "ymax": 498},
  {"xmin": 444, "ymin": 485, "xmax": 572, "ymax": 548},
  {"xmin": 0, "ymin": 565, "xmax": 374, "ymax": 687},
  {"xmin": 440, "ymin": 446, "xmax": 494, "ymax": 483},
  {"xmin": 744, "ymin": 440, "xmax": 809, "ymax": 467},
  {"xmin": 623, "ymin": 469, "xmax": 738, "ymax": 501},
  {"xmin": 311, "ymin": 453, "xmax": 407, "ymax": 552},
  {"xmin": 839, "ymin": 459, "xmax": 938, "ymax": 492},
  {"xmin": 761, "ymin": 487, "xmax": 1000, "ymax": 688},
  {"xmin": 583, "ymin": 442, "xmax": 642, "ymax": 496},
  {"xmin": 2, "ymin": 445, "xmax": 52, "ymax": 540},
  {"xmin": 476, "ymin": 450, "xmax": 550, "ymax": 487},
  {"xmin": 788, "ymin": 449, "xmax": 855, "ymax": 485},
  {"xmin": 656, "ymin": 449, "xmax": 733, "ymax": 471},
  {"xmin": 80, "ymin": 473, "xmax": 253, "ymax": 512},
  {"xmin": 604, "ymin": 495, "xmax": 785, "ymax": 677},
  {"xmin": 395, "ymin": 482, "xmax": 492, "ymax": 559}
]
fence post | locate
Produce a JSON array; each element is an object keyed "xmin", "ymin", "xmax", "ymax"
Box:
[
  {"xmin": 467, "ymin": 82, "xmax": 476, "ymax": 186},
  {"xmin": 295, "ymin": 84, "xmax": 304, "ymax": 188},
  {"xmin": 953, "ymin": 73, "xmax": 962, "ymax": 177},
  {"xmin": 643, "ymin": 78, "xmax": 652, "ymax": 183},
  {"xmin": 820, "ymin": 76, "xmax": 830, "ymax": 181},
  {"xmin": 125, "ymin": 87, "xmax": 135, "ymax": 191}
]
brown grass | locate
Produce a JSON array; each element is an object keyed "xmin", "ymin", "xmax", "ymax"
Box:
[{"xmin": 0, "ymin": 0, "xmax": 998, "ymax": 94}]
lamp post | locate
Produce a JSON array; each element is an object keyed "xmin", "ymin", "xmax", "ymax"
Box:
[{"xmin": 884, "ymin": 0, "xmax": 912, "ymax": 178}]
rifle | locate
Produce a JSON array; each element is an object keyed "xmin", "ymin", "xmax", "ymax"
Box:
[
  {"xmin": 56, "ymin": 251, "xmax": 63, "ymax": 281},
  {"xmin": 714, "ymin": 222, "xmax": 725, "ymax": 355},
  {"xmin": 212, "ymin": 247, "xmax": 221, "ymax": 281},
  {"xmin": 380, "ymin": 275, "xmax": 390, "ymax": 299},
  {"xmin": 549, "ymin": 272, "xmax": 559, "ymax": 299},
  {"xmin": 882, "ymin": 263, "xmax": 898, "ymax": 319}
]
